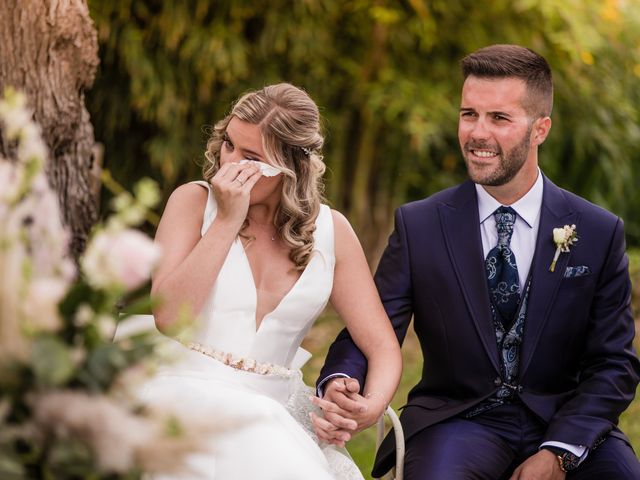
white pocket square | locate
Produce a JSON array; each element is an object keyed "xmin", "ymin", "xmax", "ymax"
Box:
[{"xmin": 564, "ymin": 265, "xmax": 591, "ymax": 278}]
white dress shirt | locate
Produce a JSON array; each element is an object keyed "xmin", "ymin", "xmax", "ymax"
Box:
[
  {"xmin": 475, "ymin": 170, "xmax": 543, "ymax": 289},
  {"xmin": 476, "ymin": 169, "xmax": 587, "ymax": 461}
]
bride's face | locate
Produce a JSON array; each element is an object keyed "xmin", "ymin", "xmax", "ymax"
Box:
[{"xmin": 221, "ymin": 117, "xmax": 283, "ymax": 203}]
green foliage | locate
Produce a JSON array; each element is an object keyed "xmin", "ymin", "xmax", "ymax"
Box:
[
  {"xmin": 630, "ymin": 248, "xmax": 640, "ymax": 354},
  {"xmin": 31, "ymin": 337, "xmax": 75, "ymax": 388},
  {"xmin": 87, "ymin": 0, "xmax": 640, "ymax": 255}
]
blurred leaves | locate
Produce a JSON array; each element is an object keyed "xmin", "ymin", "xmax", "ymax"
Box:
[
  {"xmin": 87, "ymin": 0, "xmax": 640, "ymax": 257},
  {"xmin": 31, "ymin": 337, "xmax": 75, "ymax": 388}
]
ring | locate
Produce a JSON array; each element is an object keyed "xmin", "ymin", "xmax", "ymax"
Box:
[{"xmin": 235, "ymin": 177, "xmax": 245, "ymax": 186}]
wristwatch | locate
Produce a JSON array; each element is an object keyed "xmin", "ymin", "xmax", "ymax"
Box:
[{"xmin": 542, "ymin": 446, "xmax": 581, "ymax": 472}]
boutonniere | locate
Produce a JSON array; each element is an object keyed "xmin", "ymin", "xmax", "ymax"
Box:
[{"xmin": 549, "ymin": 224, "xmax": 578, "ymax": 272}]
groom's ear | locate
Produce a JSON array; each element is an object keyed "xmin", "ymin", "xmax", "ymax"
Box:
[{"xmin": 531, "ymin": 116, "xmax": 552, "ymax": 146}]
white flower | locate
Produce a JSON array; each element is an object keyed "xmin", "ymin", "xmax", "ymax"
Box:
[
  {"xmin": 112, "ymin": 363, "xmax": 152, "ymax": 394},
  {"xmin": 0, "ymin": 243, "xmax": 30, "ymax": 363},
  {"xmin": 553, "ymin": 227, "xmax": 567, "ymax": 244},
  {"xmin": 97, "ymin": 315, "xmax": 117, "ymax": 340},
  {"xmin": 119, "ymin": 204, "xmax": 146, "ymax": 225},
  {"xmin": 32, "ymin": 389, "xmax": 245, "ymax": 475},
  {"xmin": 22, "ymin": 277, "xmax": 68, "ymax": 332},
  {"xmin": 549, "ymin": 224, "xmax": 578, "ymax": 272},
  {"xmin": 0, "ymin": 162, "xmax": 23, "ymax": 203},
  {"xmin": 111, "ymin": 191, "xmax": 134, "ymax": 212},
  {"xmin": 134, "ymin": 178, "xmax": 161, "ymax": 208},
  {"xmin": 1, "ymin": 88, "xmax": 215, "ymax": 477},
  {"xmin": 82, "ymin": 229, "xmax": 161, "ymax": 291},
  {"xmin": 18, "ymin": 123, "xmax": 48, "ymax": 162},
  {"xmin": 32, "ymin": 391, "xmax": 155, "ymax": 473},
  {"xmin": 74, "ymin": 304, "xmax": 94, "ymax": 327},
  {"xmin": 0, "ymin": 90, "xmax": 33, "ymax": 139}
]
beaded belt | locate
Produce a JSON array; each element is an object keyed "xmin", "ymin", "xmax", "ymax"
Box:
[{"xmin": 186, "ymin": 342, "xmax": 294, "ymax": 378}]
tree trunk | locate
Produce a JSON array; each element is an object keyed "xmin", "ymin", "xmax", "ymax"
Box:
[{"xmin": 0, "ymin": 0, "xmax": 101, "ymax": 259}]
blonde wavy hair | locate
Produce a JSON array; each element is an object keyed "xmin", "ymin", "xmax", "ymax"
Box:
[{"xmin": 203, "ymin": 83, "xmax": 326, "ymax": 269}]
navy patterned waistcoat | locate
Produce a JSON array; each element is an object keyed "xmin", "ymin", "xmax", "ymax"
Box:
[{"xmin": 464, "ymin": 277, "xmax": 531, "ymax": 418}]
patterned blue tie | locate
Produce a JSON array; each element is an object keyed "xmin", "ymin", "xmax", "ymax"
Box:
[{"xmin": 485, "ymin": 206, "xmax": 520, "ymax": 328}]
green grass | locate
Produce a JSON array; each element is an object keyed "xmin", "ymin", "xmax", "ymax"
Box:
[{"xmin": 302, "ymin": 249, "xmax": 640, "ymax": 479}]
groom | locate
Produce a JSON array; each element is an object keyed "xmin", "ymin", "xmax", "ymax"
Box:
[{"xmin": 315, "ymin": 45, "xmax": 640, "ymax": 479}]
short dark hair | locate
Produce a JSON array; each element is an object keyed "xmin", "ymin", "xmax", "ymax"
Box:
[{"xmin": 461, "ymin": 44, "xmax": 553, "ymax": 118}]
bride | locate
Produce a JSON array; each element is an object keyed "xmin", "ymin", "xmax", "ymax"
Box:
[{"xmin": 144, "ymin": 83, "xmax": 401, "ymax": 479}]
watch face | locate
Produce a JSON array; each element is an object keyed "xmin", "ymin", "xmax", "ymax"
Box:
[{"xmin": 562, "ymin": 452, "xmax": 581, "ymax": 471}]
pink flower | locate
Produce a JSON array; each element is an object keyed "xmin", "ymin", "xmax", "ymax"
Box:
[
  {"xmin": 82, "ymin": 229, "xmax": 161, "ymax": 291},
  {"xmin": 22, "ymin": 277, "xmax": 68, "ymax": 331}
]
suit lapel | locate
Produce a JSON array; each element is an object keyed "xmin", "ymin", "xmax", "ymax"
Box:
[
  {"xmin": 520, "ymin": 176, "xmax": 579, "ymax": 375},
  {"xmin": 438, "ymin": 181, "xmax": 499, "ymax": 371}
]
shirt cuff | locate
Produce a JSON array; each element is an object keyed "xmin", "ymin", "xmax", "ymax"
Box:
[
  {"xmin": 316, "ymin": 373, "xmax": 350, "ymax": 397},
  {"xmin": 540, "ymin": 441, "xmax": 589, "ymax": 464}
]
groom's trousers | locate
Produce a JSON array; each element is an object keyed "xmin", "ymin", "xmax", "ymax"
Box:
[{"xmin": 402, "ymin": 402, "xmax": 640, "ymax": 479}]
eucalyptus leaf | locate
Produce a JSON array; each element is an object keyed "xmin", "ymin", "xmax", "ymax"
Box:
[
  {"xmin": 31, "ymin": 337, "xmax": 75, "ymax": 388},
  {"xmin": 86, "ymin": 343, "xmax": 128, "ymax": 388}
]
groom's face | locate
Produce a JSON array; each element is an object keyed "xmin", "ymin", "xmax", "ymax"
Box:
[{"xmin": 458, "ymin": 76, "xmax": 536, "ymax": 187}]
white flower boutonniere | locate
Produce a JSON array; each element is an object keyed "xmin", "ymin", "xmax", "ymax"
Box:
[{"xmin": 549, "ymin": 224, "xmax": 578, "ymax": 272}]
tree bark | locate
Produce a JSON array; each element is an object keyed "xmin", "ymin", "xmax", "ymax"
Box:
[{"xmin": 0, "ymin": 0, "xmax": 101, "ymax": 259}]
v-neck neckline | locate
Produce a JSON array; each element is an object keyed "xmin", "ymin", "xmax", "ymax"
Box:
[{"xmin": 235, "ymin": 238, "xmax": 313, "ymax": 332}]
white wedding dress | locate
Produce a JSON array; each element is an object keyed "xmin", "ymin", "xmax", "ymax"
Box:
[{"xmin": 139, "ymin": 182, "xmax": 364, "ymax": 480}]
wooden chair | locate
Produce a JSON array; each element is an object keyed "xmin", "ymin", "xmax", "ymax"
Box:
[{"xmin": 374, "ymin": 405, "xmax": 405, "ymax": 480}]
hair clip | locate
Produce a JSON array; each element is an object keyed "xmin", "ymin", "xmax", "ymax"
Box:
[{"xmin": 300, "ymin": 146, "xmax": 312, "ymax": 157}]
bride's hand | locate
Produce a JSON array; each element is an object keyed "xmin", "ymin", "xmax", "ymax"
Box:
[
  {"xmin": 310, "ymin": 378, "xmax": 387, "ymax": 446},
  {"xmin": 210, "ymin": 162, "xmax": 261, "ymax": 228}
]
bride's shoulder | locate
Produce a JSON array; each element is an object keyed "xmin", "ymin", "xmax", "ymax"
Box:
[
  {"xmin": 329, "ymin": 208, "xmax": 350, "ymax": 231},
  {"xmin": 170, "ymin": 181, "xmax": 209, "ymax": 202},
  {"xmin": 329, "ymin": 209, "xmax": 362, "ymax": 254},
  {"xmin": 162, "ymin": 182, "xmax": 210, "ymax": 219}
]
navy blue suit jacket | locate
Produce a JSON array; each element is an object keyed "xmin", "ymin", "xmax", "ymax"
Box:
[{"xmin": 318, "ymin": 176, "xmax": 639, "ymax": 476}]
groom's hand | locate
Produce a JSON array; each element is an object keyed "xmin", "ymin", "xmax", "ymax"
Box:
[
  {"xmin": 311, "ymin": 378, "xmax": 363, "ymax": 446},
  {"xmin": 509, "ymin": 449, "xmax": 566, "ymax": 480},
  {"xmin": 323, "ymin": 377, "xmax": 365, "ymax": 414},
  {"xmin": 310, "ymin": 378, "xmax": 376, "ymax": 446}
]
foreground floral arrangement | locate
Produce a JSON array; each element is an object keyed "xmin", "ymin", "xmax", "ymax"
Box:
[{"xmin": 0, "ymin": 88, "xmax": 216, "ymax": 478}]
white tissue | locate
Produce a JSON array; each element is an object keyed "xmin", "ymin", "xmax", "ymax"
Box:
[{"xmin": 239, "ymin": 159, "xmax": 282, "ymax": 177}]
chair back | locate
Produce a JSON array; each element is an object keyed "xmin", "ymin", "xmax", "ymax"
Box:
[{"xmin": 374, "ymin": 406, "xmax": 404, "ymax": 480}]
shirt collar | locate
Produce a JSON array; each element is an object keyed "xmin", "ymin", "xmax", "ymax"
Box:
[{"xmin": 475, "ymin": 169, "xmax": 544, "ymax": 228}]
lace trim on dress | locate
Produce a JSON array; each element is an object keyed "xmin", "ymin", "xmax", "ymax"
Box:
[
  {"xmin": 186, "ymin": 341, "xmax": 295, "ymax": 378},
  {"xmin": 285, "ymin": 373, "xmax": 365, "ymax": 480}
]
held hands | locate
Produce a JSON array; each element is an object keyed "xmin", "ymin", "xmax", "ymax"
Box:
[
  {"xmin": 310, "ymin": 378, "xmax": 387, "ymax": 447},
  {"xmin": 210, "ymin": 162, "xmax": 261, "ymax": 228},
  {"xmin": 509, "ymin": 449, "xmax": 566, "ymax": 480}
]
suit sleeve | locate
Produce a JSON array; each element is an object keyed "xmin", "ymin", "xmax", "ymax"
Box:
[
  {"xmin": 316, "ymin": 207, "xmax": 415, "ymax": 392},
  {"xmin": 544, "ymin": 218, "xmax": 640, "ymax": 447}
]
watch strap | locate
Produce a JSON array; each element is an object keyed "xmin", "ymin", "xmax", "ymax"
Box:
[{"xmin": 541, "ymin": 446, "xmax": 581, "ymax": 472}]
